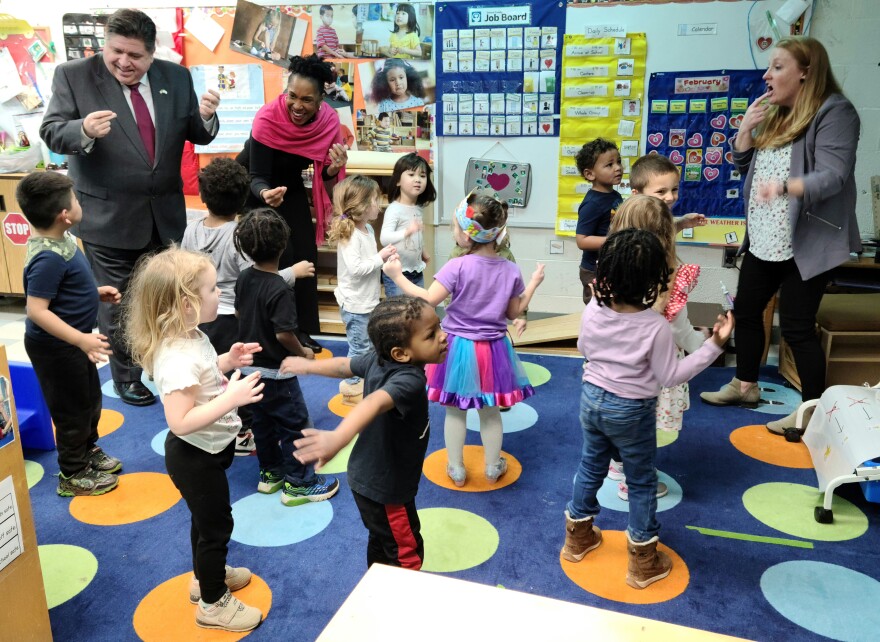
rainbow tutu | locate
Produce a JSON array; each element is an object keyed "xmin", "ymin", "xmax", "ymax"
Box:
[{"xmin": 425, "ymin": 333, "xmax": 534, "ymax": 410}]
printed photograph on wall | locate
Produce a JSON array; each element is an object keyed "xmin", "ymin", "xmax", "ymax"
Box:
[
  {"xmin": 356, "ymin": 108, "xmax": 431, "ymax": 154},
  {"xmin": 310, "ymin": 2, "xmax": 434, "ymax": 61},
  {"xmin": 0, "ymin": 375, "xmax": 14, "ymax": 450},
  {"xmin": 358, "ymin": 58, "xmax": 435, "ymax": 114},
  {"xmin": 229, "ymin": 0, "xmax": 303, "ymax": 68},
  {"xmin": 323, "ymin": 60, "xmax": 356, "ymax": 109}
]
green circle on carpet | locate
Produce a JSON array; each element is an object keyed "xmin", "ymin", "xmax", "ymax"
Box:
[
  {"xmin": 521, "ymin": 362, "xmax": 551, "ymax": 387},
  {"xmin": 743, "ymin": 482, "xmax": 868, "ymax": 542},
  {"xmin": 39, "ymin": 544, "xmax": 98, "ymax": 608},
  {"xmin": 657, "ymin": 430, "xmax": 678, "ymax": 448},
  {"xmin": 25, "ymin": 460, "xmax": 44, "ymax": 488},
  {"xmin": 418, "ymin": 507, "xmax": 498, "ymax": 572},
  {"xmin": 318, "ymin": 435, "xmax": 358, "ymax": 474}
]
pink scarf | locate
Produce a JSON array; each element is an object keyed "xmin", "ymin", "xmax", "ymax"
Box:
[{"xmin": 251, "ymin": 94, "xmax": 345, "ymax": 245}]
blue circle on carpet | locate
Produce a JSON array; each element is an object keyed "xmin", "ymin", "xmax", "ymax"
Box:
[
  {"xmin": 151, "ymin": 429, "xmax": 169, "ymax": 456},
  {"xmin": 102, "ymin": 373, "xmax": 158, "ymax": 399},
  {"xmin": 465, "ymin": 403, "xmax": 537, "ymax": 434},
  {"xmin": 751, "ymin": 380, "xmax": 802, "ymax": 416},
  {"xmin": 596, "ymin": 470, "xmax": 682, "ymax": 513},
  {"xmin": 231, "ymin": 492, "xmax": 333, "ymax": 547},
  {"xmin": 761, "ymin": 561, "xmax": 880, "ymax": 641}
]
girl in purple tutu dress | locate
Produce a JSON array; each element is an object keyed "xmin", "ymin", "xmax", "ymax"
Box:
[{"xmin": 383, "ymin": 192, "xmax": 545, "ymax": 487}]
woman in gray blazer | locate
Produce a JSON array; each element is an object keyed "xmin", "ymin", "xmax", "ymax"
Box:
[{"xmin": 700, "ymin": 37, "xmax": 861, "ymax": 435}]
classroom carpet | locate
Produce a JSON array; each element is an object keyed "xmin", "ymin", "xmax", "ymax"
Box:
[{"xmin": 22, "ymin": 339, "xmax": 880, "ymax": 642}]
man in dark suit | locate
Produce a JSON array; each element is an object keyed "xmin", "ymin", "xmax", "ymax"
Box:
[{"xmin": 40, "ymin": 9, "xmax": 221, "ymax": 405}]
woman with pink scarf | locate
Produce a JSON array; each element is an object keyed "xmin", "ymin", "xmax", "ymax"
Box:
[{"xmin": 245, "ymin": 55, "xmax": 347, "ymax": 353}]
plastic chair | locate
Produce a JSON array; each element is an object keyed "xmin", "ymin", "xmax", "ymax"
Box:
[{"xmin": 8, "ymin": 361, "xmax": 55, "ymax": 451}]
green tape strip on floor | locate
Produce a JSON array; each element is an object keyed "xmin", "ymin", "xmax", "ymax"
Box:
[{"xmin": 686, "ymin": 525, "xmax": 814, "ymax": 549}]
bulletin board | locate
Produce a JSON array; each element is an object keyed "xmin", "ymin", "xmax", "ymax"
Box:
[{"xmin": 646, "ymin": 68, "xmax": 765, "ymax": 244}]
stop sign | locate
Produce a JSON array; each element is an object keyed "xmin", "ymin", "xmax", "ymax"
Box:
[{"xmin": 3, "ymin": 212, "xmax": 31, "ymax": 245}]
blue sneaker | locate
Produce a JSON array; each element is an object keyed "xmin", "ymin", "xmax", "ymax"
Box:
[
  {"xmin": 257, "ymin": 469, "xmax": 284, "ymax": 494},
  {"xmin": 280, "ymin": 475, "xmax": 340, "ymax": 506}
]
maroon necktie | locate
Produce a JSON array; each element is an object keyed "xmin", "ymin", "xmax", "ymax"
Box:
[{"xmin": 128, "ymin": 83, "xmax": 155, "ymax": 165}]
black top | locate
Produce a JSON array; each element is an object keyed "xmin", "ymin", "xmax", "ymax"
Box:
[
  {"xmin": 234, "ymin": 267, "xmax": 299, "ymax": 368},
  {"xmin": 576, "ymin": 189, "xmax": 623, "ymax": 271},
  {"xmin": 347, "ymin": 352, "xmax": 430, "ymax": 505}
]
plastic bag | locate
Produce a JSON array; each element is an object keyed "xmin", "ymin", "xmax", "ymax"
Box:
[{"xmin": 0, "ymin": 142, "xmax": 42, "ymax": 173}]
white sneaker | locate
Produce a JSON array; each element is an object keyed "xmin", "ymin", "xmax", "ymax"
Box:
[
  {"xmin": 617, "ymin": 481, "xmax": 669, "ymax": 502},
  {"xmin": 235, "ymin": 430, "xmax": 256, "ymax": 456},
  {"xmin": 189, "ymin": 565, "xmax": 252, "ymax": 604},
  {"xmin": 607, "ymin": 459, "xmax": 625, "ymax": 481},
  {"xmin": 196, "ymin": 589, "xmax": 262, "ymax": 632}
]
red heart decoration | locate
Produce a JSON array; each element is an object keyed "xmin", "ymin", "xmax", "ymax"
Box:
[
  {"xmin": 703, "ymin": 167, "xmax": 720, "ymax": 181},
  {"xmin": 725, "ymin": 151, "xmax": 734, "ymax": 164},
  {"xmin": 669, "ymin": 150, "xmax": 684, "ymax": 164},
  {"xmin": 687, "ymin": 133, "xmax": 703, "ymax": 147},
  {"xmin": 710, "ymin": 114, "xmax": 727, "ymax": 129},
  {"xmin": 711, "ymin": 132, "xmax": 727, "ymax": 146},
  {"xmin": 486, "ymin": 172, "xmax": 510, "ymax": 191},
  {"xmin": 757, "ymin": 37, "xmax": 772, "ymax": 51},
  {"xmin": 647, "ymin": 132, "xmax": 663, "ymax": 147},
  {"xmin": 544, "ymin": 58, "xmax": 553, "ymax": 69},
  {"xmin": 729, "ymin": 114, "xmax": 744, "ymax": 129},
  {"xmin": 687, "ymin": 151, "xmax": 702, "ymax": 164},
  {"xmin": 705, "ymin": 150, "xmax": 722, "ymax": 165},
  {"xmin": 542, "ymin": 123, "xmax": 551, "ymax": 133}
]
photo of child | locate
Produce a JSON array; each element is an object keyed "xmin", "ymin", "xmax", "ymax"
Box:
[
  {"xmin": 309, "ymin": 3, "xmax": 433, "ymax": 60},
  {"xmin": 359, "ymin": 58, "xmax": 435, "ymax": 115},
  {"xmin": 229, "ymin": 0, "xmax": 298, "ymax": 69}
]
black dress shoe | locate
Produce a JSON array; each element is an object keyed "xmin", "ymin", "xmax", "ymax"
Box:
[
  {"xmin": 297, "ymin": 332, "xmax": 323, "ymax": 353},
  {"xmin": 113, "ymin": 381, "xmax": 156, "ymax": 406}
]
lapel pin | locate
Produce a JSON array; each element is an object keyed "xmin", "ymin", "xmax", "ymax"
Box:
[{"xmin": 159, "ymin": 89, "xmax": 168, "ymax": 94}]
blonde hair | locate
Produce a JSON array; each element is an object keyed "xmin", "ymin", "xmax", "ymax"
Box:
[
  {"xmin": 327, "ymin": 174, "xmax": 380, "ymax": 245},
  {"xmin": 124, "ymin": 247, "xmax": 214, "ymax": 376},
  {"xmin": 754, "ymin": 37, "xmax": 842, "ymax": 149},
  {"xmin": 609, "ymin": 195, "xmax": 677, "ymax": 269}
]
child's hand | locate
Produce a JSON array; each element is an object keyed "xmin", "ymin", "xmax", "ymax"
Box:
[
  {"xmin": 78, "ymin": 332, "xmax": 112, "ymax": 363},
  {"xmin": 678, "ymin": 213, "xmax": 708, "ymax": 230},
  {"xmin": 711, "ymin": 311, "xmax": 735, "ymax": 347},
  {"xmin": 405, "ymin": 220, "xmax": 422, "ymax": 237},
  {"xmin": 512, "ymin": 317, "xmax": 527, "ymax": 337},
  {"xmin": 293, "ymin": 428, "xmax": 348, "ymax": 469},
  {"xmin": 379, "ymin": 244, "xmax": 397, "ymax": 261},
  {"xmin": 530, "ymin": 263, "xmax": 546, "ymax": 285},
  {"xmin": 280, "ymin": 356, "xmax": 311, "ymax": 376},
  {"xmin": 98, "ymin": 286, "xmax": 121, "ymax": 304},
  {"xmin": 228, "ymin": 342, "xmax": 262, "ymax": 368},
  {"xmin": 294, "ymin": 260, "xmax": 315, "ymax": 279},
  {"xmin": 382, "ymin": 255, "xmax": 403, "ymax": 277},
  {"xmin": 226, "ymin": 370, "xmax": 264, "ymax": 407}
]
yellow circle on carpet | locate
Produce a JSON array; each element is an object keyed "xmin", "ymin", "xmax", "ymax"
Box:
[
  {"xmin": 730, "ymin": 425, "xmax": 813, "ymax": 469},
  {"xmin": 423, "ymin": 446, "xmax": 521, "ymax": 492},
  {"xmin": 561, "ymin": 530, "xmax": 689, "ymax": 604},
  {"xmin": 53, "ymin": 409, "xmax": 125, "ymax": 442},
  {"xmin": 69, "ymin": 472, "xmax": 181, "ymax": 526},
  {"xmin": 314, "ymin": 348, "xmax": 334, "ymax": 361},
  {"xmin": 133, "ymin": 572, "xmax": 272, "ymax": 641},
  {"xmin": 328, "ymin": 393, "xmax": 354, "ymax": 418}
]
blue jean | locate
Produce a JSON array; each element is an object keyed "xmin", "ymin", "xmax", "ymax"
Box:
[
  {"xmin": 382, "ymin": 271, "xmax": 424, "ymax": 298},
  {"xmin": 340, "ymin": 307, "xmax": 373, "ymax": 385},
  {"xmin": 567, "ymin": 381, "xmax": 660, "ymax": 542},
  {"xmin": 250, "ymin": 377, "xmax": 315, "ymax": 485}
]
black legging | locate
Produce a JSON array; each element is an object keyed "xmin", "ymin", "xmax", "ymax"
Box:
[{"xmin": 734, "ymin": 252, "xmax": 830, "ymax": 401}]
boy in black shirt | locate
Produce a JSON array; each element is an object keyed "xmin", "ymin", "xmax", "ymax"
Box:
[
  {"xmin": 575, "ymin": 138, "xmax": 623, "ymax": 305},
  {"xmin": 282, "ymin": 296, "xmax": 447, "ymax": 570},
  {"xmin": 234, "ymin": 208, "xmax": 339, "ymax": 506}
]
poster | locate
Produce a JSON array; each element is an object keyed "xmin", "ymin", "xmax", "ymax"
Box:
[
  {"xmin": 0, "ymin": 476, "xmax": 24, "ymax": 573},
  {"xmin": 0, "ymin": 376, "xmax": 12, "ymax": 451},
  {"xmin": 646, "ymin": 69, "xmax": 765, "ymax": 244},
  {"xmin": 190, "ymin": 64, "xmax": 265, "ymax": 153},
  {"xmin": 556, "ymin": 33, "xmax": 647, "ymax": 236},
  {"xmin": 434, "ymin": 0, "xmax": 566, "ymax": 137},
  {"xmin": 229, "ymin": 0, "xmax": 307, "ymax": 68}
]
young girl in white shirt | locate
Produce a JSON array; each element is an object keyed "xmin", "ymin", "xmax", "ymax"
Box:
[
  {"xmin": 329, "ymin": 175, "xmax": 396, "ymax": 402},
  {"xmin": 380, "ymin": 153, "xmax": 436, "ymax": 297}
]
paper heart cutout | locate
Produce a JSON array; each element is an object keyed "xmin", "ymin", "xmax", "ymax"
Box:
[
  {"xmin": 486, "ymin": 172, "xmax": 510, "ymax": 191},
  {"xmin": 542, "ymin": 123, "xmax": 551, "ymax": 133},
  {"xmin": 648, "ymin": 150, "xmax": 659, "ymax": 155},
  {"xmin": 687, "ymin": 151, "xmax": 702, "ymax": 164},
  {"xmin": 703, "ymin": 167, "xmax": 720, "ymax": 181},
  {"xmin": 543, "ymin": 58, "xmax": 553, "ymax": 69},
  {"xmin": 757, "ymin": 36, "xmax": 772, "ymax": 51},
  {"xmin": 686, "ymin": 133, "xmax": 703, "ymax": 147},
  {"xmin": 647, "ymin": 133, "xmax": 663, "ymax": 147},
  {"xmin": 705, "ymin": 150, "xmax": 722, "ymax": 165},
  {"xmin": 711, "ymin": 132, "xmax": 727, "ymax": 146},
  {"xmin": 669, "ymin": 150, "xmax": 684, "ymax": 164},
  {"xmin": 729, "ymin": 114, "xmax": 744, "ymax": 129},
  {"xmin": 725, "ymin": 151, "xmax": 734, "ymax": 164},
  {"xmin": 710, "ymin": 114, "xmax": 727, "ymax": 129}
]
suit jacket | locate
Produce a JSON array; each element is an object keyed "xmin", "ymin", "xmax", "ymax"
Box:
[
  {"xmin": 40, "ymin": 55, "xmax": 217, "ymax": 250},
  {"xmin": 733, "ymin": 93, "xmax": 861, "ymax": 281}
]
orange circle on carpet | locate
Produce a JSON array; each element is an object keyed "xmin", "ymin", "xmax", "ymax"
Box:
[
  {"xmin": 328, "ymin": 393, "xmax": 354, "ymax": 418},
  {"xmin": 560, "ymin": 530, "xmax": 689, "ymax": 604},
  {"xmin": 69, "ymin": 472, "xmax": 181, "ymax": 526},
  {"xmin": 423, "ymin": 446, "xmax": 521, "ymax": 492},
  {"xmin": 729, "ymin": 425, "xmax": 813, "ymax": 469},
  {"xmin": 133, "ymin": 572, "xmax": 272, "ymax": 641},
  {"xmin": 314, "ymin": 348, "xmax": 333, "ymax": 361},
  {"xmin": 53, "ymin": 409, "xmax": 125, "ymax": 442}
]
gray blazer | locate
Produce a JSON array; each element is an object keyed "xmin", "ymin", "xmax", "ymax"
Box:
[
  {"xmin": 40, "ymin": 55, "xmax": 217, "ymax": 250},
  {"xmin": 732, "ymin": 93, "xmax": 861, "ymax": 281}
]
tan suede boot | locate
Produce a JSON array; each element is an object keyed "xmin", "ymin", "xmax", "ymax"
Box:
[
  {"xmin": 699, "ymin": 377, "xmax": 759, "ymax": 408},
  {"xmin": 626, "ymin": 534, "xmax": 672, "ymax": 589},
  {"xmin": 561, "ymin": 510, "xmax": 602, "ymax": 562}
]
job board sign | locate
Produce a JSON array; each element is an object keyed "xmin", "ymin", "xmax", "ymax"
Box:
[{"xmin": 468, "ymin": 5, "xmax": 531, "ymax": 26}]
